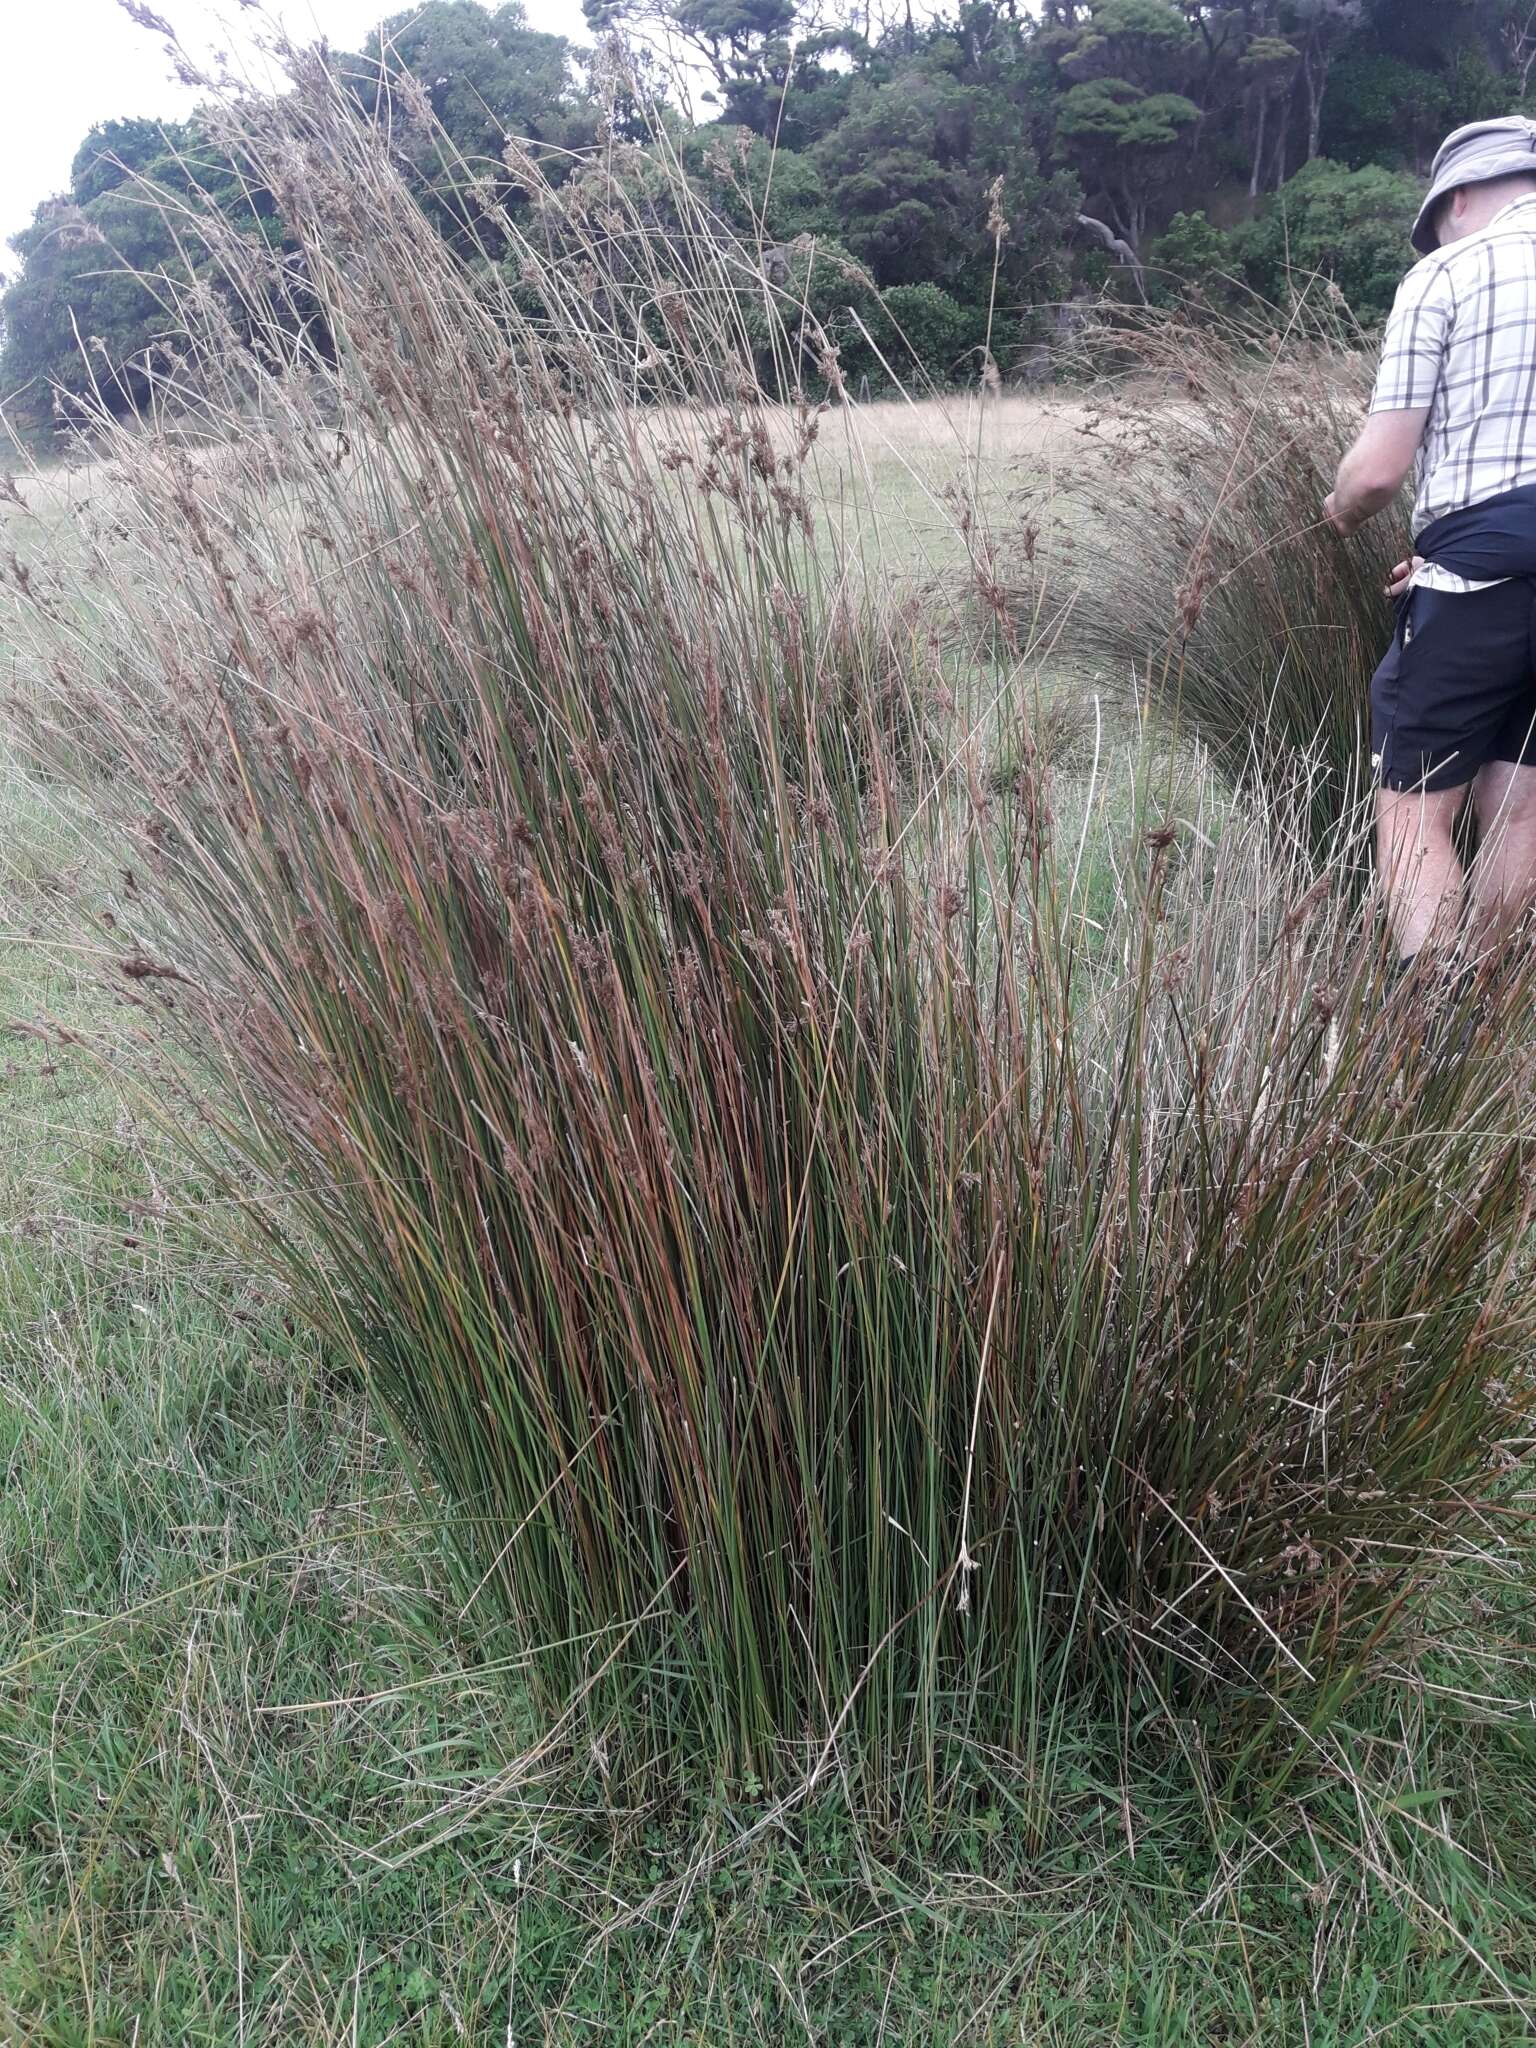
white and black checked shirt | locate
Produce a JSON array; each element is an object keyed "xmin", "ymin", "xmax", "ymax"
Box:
[{"xmin": 1371, "ymin": 194, "xmax": 1536, "ymax": 590}]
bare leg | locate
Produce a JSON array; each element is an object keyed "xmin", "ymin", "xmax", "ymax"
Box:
[
  {"xmin": 1470, "ymin": 760, "xmax": 1536, "ymax": 946},
  {"xmin": 1376, "ymin": 784, "xmax": 1466, "ymax": 959}
]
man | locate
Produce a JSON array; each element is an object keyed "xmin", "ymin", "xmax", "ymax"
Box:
[{"xmin": 1325, "ymin": 117, "xmax": 1536, "ymax": 963}]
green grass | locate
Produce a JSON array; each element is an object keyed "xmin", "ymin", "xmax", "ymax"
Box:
[
  {"xmin": 4, "ymin": 1241, "xmax": 1536, "ymax": 2043},
  {"xmin": 5, "ymin": 727, "xmax": 1536, "ymax": 2045}
]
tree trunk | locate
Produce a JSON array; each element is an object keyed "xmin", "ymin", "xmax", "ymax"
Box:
[
  {"xmin": 1304, "ymin": 46, "xmax": 1324, "ymax": 163},
  {"xmin": 1077, "ymin": 213, "xmax": 1147, "ymax": 302},
  {"xmin": 1504, "ymin": 4, "xmax": 1536, "ymax": 94},
  {"xmin": 1250, "ymin": 91, "xmax": 1267, "ymax": 200},
  {"xmin": 1272, "ymin": 83, "xmax": 1292, "ymax": 190}
]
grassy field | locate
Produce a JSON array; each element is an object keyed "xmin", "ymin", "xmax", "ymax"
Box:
[{"xmin": 4, "ymin": 398, "xmax": 1536, "ymax": 2046}]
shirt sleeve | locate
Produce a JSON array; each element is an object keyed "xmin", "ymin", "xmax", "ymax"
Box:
[{"xmin": 1369, "ymin": 263, "xmax": 1453, "ymax": 414}]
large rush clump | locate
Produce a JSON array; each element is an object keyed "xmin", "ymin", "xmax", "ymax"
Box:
[{"xmin": 11, "ymin": 63, "xmax": 1535, "ymax": 1813}]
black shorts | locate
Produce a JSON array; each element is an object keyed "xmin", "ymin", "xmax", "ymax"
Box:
[{"xmin": 1371, "ymin": 578, "xmax": 1536, "ymax": 792}]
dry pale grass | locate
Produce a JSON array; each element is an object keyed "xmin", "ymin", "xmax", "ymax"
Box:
[
  {"xmin": 0, "ymin": 390, "xmax": 1102, "ymax": 609},
  {"xmin": 632, "ymin": 392, "xmax": 1106, "ymax": 588}
]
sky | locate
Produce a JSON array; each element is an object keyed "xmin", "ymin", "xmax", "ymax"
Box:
[{"xmin": 0, "ymin": 0, "xmax": 596, "ymax": 276}]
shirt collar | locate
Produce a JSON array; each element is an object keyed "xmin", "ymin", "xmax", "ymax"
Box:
[{"xmin": 1486, "ymin": 193, "xmax": 1536, "ymax": 231}]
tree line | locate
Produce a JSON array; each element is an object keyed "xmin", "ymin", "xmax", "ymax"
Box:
[{"xmin": 5, "ymin": 0, "xmax": 1536, "ymax": 434}]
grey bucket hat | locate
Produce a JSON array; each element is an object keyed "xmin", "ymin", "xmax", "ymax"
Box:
[{"xmin": 1412, "ymin": 115, "xmax": 1536, "ymax": 255}]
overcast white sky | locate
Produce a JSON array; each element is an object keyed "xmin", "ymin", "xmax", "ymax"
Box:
[{"xmin": 0, "ymin": 0, "xmax": 595, "ymax": 275}]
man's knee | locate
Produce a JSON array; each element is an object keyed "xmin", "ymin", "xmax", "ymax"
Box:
[
  {"xmin": 1473, "ymin": 759, "xmax": 1536, "ymax": 837},
  {"xmin": 1469, "ymin": 764, "xmax": 1536, "ymax": 932},
  {"xmin": 1377, "ymin": 785, "xmax": 1464, "ymax": 864}
]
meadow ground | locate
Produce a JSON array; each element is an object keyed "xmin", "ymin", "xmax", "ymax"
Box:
[{"xmin": 3, "ymin": 397, "xmax": 1536, "ymax": 2046}]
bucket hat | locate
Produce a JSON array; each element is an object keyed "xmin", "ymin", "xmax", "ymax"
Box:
[{"xmin": 1412, "ymin": 116, "xmax": 1536, "ymax": 255}]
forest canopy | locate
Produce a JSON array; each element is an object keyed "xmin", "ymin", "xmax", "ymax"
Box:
[{"xmin": 4, "ymin": 0, "xmax": 1534, "ymax": 431}]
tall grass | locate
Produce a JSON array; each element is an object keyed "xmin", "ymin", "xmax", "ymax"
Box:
[
  {"xmin": 6, "ymin": 56, "xmax": 1535, "ymax": 1815},
  {"xmin": 1059, "ymin": 302, "xmax": 1408, "ymax": 849}
]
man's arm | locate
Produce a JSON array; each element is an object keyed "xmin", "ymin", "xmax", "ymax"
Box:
[
  {"xmin": 1325, "ymin": 254, "xmax": 1448, "ymax": 539},
  {"xmin": 1324, "ymin": 407, "xmax": 1430, "ymax": 537}
]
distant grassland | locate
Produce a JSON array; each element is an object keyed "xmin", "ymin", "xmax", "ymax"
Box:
[{"xmin": 1, "ymin": 390, "xmax": 1108, "ymax": 584}]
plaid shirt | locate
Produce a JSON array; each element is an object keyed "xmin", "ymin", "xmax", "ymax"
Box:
[{"xmin": 1371, "ymin": 193, "xmax": 1536, "ymax": 539}]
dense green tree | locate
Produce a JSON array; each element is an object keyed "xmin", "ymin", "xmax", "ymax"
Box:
[
  {"xmin": 1042, "ymin": 0, "xmax": 1207, "ymax": 247},
  {"xmin": 0, "ymin": 111, "xmax": 276, "ymax": 429},
  {"xmin": 343, "ymin": 1, "xmax": 598, "ymax": 250},
  {"xmin": 2, "ymin": 191, "xmax": 186, "ymax": 422},
  {"xmin": 1149, "ymin": 205, "xmax": 1233, "ymax": 286},
  {"xmin": 817, "ymin": 72, "xmax": 994, "ymax": 284},
  {"xmin": 21, "ymin": 0, "xmax": 1536, "ymax": 432},
  {"xmin": 1368, "ymin": 0, "xmax": 1515, "ymax": 72},
  {"xmin": 1231, "ymin": 155, "xmax": 1423, "ymax": 320},
  {"xmin": 1445, "ymin": 41, "xmax": 1522, "ymax": 124},
  {"xmin": 814, "ymin": 57, "xmax": 1078, "ymax": 334},
  {"xmin": 70, "ymin": 117, "xmax": 193, "ymax": 206},
  {"xmin": 876, "ymin": 279, "xmax": 987, "ymax": 375},
  {"xmin": 351, "ymin": 0, "xmax": 593, "ymax": 162},
  {"xmin": 584, "ymin": 0, "xmax": 797, "ymax": 95},
  {"xmin": 582, "ymin": 0, "xmax": 867, "ymax": 141},
  {"xmin": 1058, "ymin": 76, "xmax": 1202, "ymax": 247},
  {"xmin": 1051, "ymin": 0, "xmax": 1200, "ymax": 90},
  {"xmin": 1320, "ymin": 52, "xmax": 1452, "ymax": 169},
  {"xmin": 687, "ymin": 127, "xmax": 835, "ymax": 243}
]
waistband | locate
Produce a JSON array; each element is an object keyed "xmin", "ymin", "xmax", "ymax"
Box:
[{"xmin": 1417, "ymin": 482, "xmax": 1536, "ymax": 581}]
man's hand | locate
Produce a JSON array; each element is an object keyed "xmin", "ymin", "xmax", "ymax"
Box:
[
  {"xmin": 1324, "ymin": 491, "xmax": 1365, "ymax": 538},
  {"xmin": 1385, "ymin": 555, "xmax": 1423, "ymax": 599}
]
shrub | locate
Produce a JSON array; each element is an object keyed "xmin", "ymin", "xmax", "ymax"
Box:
[
  {"xmin": 686, "ymin": 127, "xmax": 835, "ymax": 246},
  {"xmin": 873, "ymin": 281, "xmax": 987, "ymax": 380},
  {"xmin": 1148, "ymin": 209, "xmax": 1236, "ymax": 308},
  {"xmin": 1150, "ymin": 209, "xmax": 1232, "ymax": 278},
  {"xmin": 1232, "ymin": 159, "xmax": 1422, "ymax": 327},
  {"xmin": 10, "ymin": 68, "xmax": 1536, "ymax": 1818}
]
